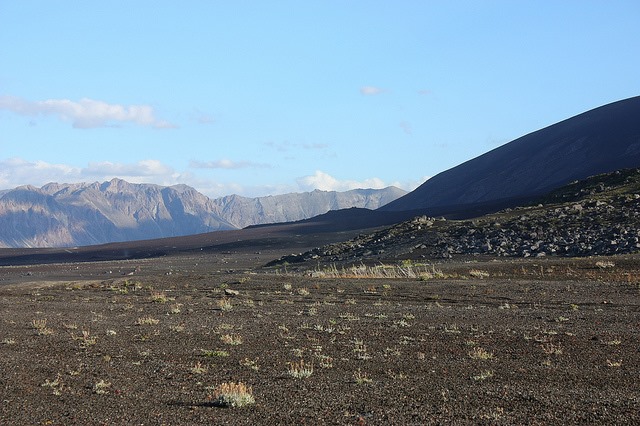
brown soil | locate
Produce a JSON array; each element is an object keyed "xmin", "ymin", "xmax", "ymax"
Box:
[{"xmin": 0, "ymin": 250, "xmax": 639, "ymax": 425}]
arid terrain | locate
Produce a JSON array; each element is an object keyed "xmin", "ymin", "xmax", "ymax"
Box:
[
  {"xmin": 1, "ymin": 247, "xmax": 638, "ymax": 425},
  {"xmin": 2, "ymin": 170, "xmax": 640, "ymax": 425}
]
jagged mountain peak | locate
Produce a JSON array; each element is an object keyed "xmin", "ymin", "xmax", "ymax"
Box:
[{"xmin": 0, "ymin": 180, "xmax": 406, "ymax": 247}]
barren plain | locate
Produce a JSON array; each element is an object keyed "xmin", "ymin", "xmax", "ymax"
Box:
[{"xmin": 0, "ymin": 248, "xmax": 638, "ymax": 425}]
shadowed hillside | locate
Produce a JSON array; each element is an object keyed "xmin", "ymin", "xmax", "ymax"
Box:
[{"xmin": 381, "ymin": 96, "xmax": 640, "ymax": 214}]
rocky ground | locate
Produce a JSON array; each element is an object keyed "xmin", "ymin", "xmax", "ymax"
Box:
[{"xmin": 0, "ymin": 252, "xmax": 639, "ymax": 425}]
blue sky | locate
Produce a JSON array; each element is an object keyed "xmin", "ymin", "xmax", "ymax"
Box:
[{"xmin": 1, "ymin": 1, "xmax": 639, "ymax": 198}]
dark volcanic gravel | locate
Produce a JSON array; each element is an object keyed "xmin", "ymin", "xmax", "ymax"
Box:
[{"xmin": 0, "ymin": 254, "xmax": 639, "ymax": 425}]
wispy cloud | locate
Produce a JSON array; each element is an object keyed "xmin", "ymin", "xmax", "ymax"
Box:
[
  {"xmin": 0, "ymin": 158, "xmax": 80, "ymax": 188},
  {"xmin": 399, "ymin": 121, "xmax": 412, "ymax": 135},
  {"xmin": 192, "ymin": 109, "xmax": 215, "ymax": 125},
  {"xmin": 0, "ymin": 158, "xmax": 180, "ymax": 189},
  {"xmin": 189, "ymin": 159, "xmax": 270, "ymax": 170},
  {"xmin": 264, "ymin": 141, "xmax": 329, "ymax": 152},
  {"xmin": 302, "ymin": 143, "xmax": 329, "ymax": 150},
  {"xmin": 417, "ymin": 89, "xmax": 431, "ymax": 96},
  {"xmin": 296, "ymin": 170, "xmax": 387, "ymax": 192},
  {"xmin": 359, "ymin": 86, "xmax": 386, "ymax": 96},
  {"xmin": 84, "ymin": 160, "xmax": 175, "ymax": 178},
  {"xmin": 0, "ymin": 95, "xmax": 176, "ymax": 129}
]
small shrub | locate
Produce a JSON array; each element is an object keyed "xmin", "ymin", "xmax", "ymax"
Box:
[
  {"xmin": 191, "ymin": 361, "xmax": 208, "ymax": 374},
  {"xmin": 287, "ymin": 359, "xmax": 314, "ymax": 379},
  {"xmin": 75, "ymin": 330, "xmax": 97, "ymax": 349},
  {"xmin": 217, "ymin": 298, "xmax": 233, "ymax": 311},
  {"xmin": 212, "ymin": 382, "xmax": 255, "ymax": 408},
  {"xmin": 468, "ymin": 347, "xmax": 494, "ymax": 360},
  {"xmin": 595, "ymin": 260, "xmax": 615, "ymax": 269},
  {"xmin": 606, "ymin": 359, "xmax": 622, "ymax": 368},
  {"xmin": 201, "ymin": 349, "xmax": 229, "ymax": 357},
  {"xmin": 93, "ymin": 380, "xmax": 111, "ymax": 395},
  {"xmin": 315, "ymin": 354, "xmax": 334, "ymax": 369},
  {"xmin": 240, "ymin": 357, "xmax": 260, "ymax": 371},
  {"xmin": 41, "ymin": 374, "xmax": 64, "ymax": 396},
  {"xmin": 135, "ymin": 316, "xmax": 160, "ymax": 325},
  {"xmin": 150, "ymin": 291, "xmax": 170, "ymax": 303},
  {"xmin": 220, "ymin": 334, "xmax": 243, "ymax": 345},
  {"xmin": 353, "ymin": 368, "xmax": 373, "ymax": 384},
  {"xmin": 469, "ymin": 269, "xmax": 490, "ymax": 279},
  {"xmin": 31, "ymin": 319, "xmax": 53, "ymax": 335},
  {"xmin": 472, "ymin": 370, "xmax": 494, "ymax": 381}
]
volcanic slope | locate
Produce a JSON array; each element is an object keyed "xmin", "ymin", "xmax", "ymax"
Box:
[{"xmin": 381, "ymin": 95, "xmax": 640, "ymax": 215}]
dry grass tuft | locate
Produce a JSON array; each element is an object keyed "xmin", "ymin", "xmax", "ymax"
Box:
[
  {"xmin": 211, "ymin": 382, "xmax": 255, "ymax": 408},
  {"xmin": 287, "ymin": 359, "xmax": 314, "ymax": 379}
]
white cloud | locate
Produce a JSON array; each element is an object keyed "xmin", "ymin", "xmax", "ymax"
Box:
[
  {"xmin": 0, "ymin": 158, "xmax": 80, "ymax": 188},
  {"xmin": 0, "ymin": 95, "xmax": 176, "ymax": 129},
  {"xmin": 83, "ymin": 160, "xmax": 176, "ymax": 180},
  {"xmin": 0, "ymin": 158, "xmax": 180, "ymax": 189},
  {"xmin": 296, "ymin": 170, "xmax": 387, "ymax": 192},
  {"xmin": 360, "ymin": 86, "xmax": 386, "ymax": 96},
  {"xmin": 189, "ymin": 159, "xmax": 270, "ymax": 170}
]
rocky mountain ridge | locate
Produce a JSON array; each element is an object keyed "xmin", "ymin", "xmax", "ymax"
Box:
[
  {"xmin": 0, "ymin": 179, "xmax": 405, "ymax": 248},
  {"xmin": 270, "ymin": 168, "xmax": 640, "ymax": 266},
  {"xmin": 210, "ymin": 187, "xmax": 405, "ymax": 229}
]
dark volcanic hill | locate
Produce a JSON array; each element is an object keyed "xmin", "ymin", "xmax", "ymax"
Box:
[
  {"xmin": 381, "ymin": 96, "xmax": 640, "ymax": 215},
  {"xmin": 0, "ymin": 179, "xmax": 405, "ymax": 248}
]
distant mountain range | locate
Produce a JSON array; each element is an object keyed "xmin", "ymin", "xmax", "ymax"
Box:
[
  {"xmin": 0, "ymin": 180, "xmax": 405, "ymax": 248},
  {"xmin": 381, "ymin": 95, "xmax": 640, "ymax": 215}
]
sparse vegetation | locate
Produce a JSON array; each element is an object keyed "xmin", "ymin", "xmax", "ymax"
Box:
[
  {"xmin": 201, "ymin": 349, "xmax": 230, "ymax": 357},
  {"xmin": 217, "ymin": 298, "xmax": 233, "ymax": 311},
  {"xmin": 0, "ymin": 241, "xmax": 638, "ymax": 424},
  {"xmin": 191, "ymin": 361, "xmax": 208, "ymax": 374},
  {"xmin": 595, "ymin": 260, "xmax": 616, "ymax": 269},
  {"xmin": 287, "ymin": 359, "xmax": 314, "ymax": 379},
  {"xmin": 220, "ymin": 334, "xmax": 243, "ymax": 345},
  {"xmin": 468, "ymin": 347, "xmax": 494, "ymax": 360},
  {"xmin": 353, "ymin": 368, "xmax": 373, "ymax": 384},
  {"xmin": 469, "ymin": 269, "xmax": 490, "ymax": 279},
  {"xmin": 211, "ymin": 382, "xmax": 255, "ymax": 408},
  {"xmin": 31, "ymin": 318, "xmax": 53, "ymax": 335},
  {"xmin": 472, "ymin": 370, "xmax": 494, "ymax": 381},
  {"xmin": 93, "ymin": 380, "xmax": 111, "ymax": 395},
  {"xmin": 135, "ymin": 316, "xmax": 159, "ymax": 325}
]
